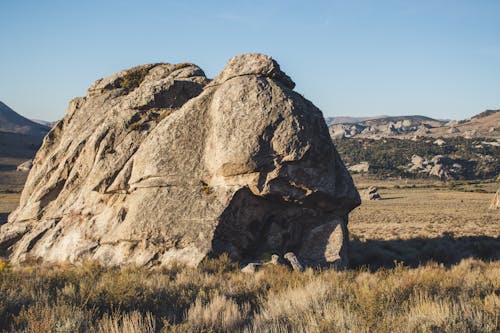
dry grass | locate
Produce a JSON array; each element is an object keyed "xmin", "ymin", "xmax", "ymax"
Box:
[
  {"xmin": 0, "ymin": 193, "xmax": 20, "ymax": 213},
  {"xmin": 350, "ymin": 184, "xmax": 499, "ymax": 240},
  {"xmin": 0, "ymin": 259, "xmax": 498, "ymax": 332},
  {"xmin": 0, "ymin": 178, "xmax": 498, "ymax": 332},
  {"xmin": 348, "ymin": 179, "xmax": 499, "ymax": 269},
  {"xmin": 0, "ymin": 192, "xmax": 19, "ymax": 225}
]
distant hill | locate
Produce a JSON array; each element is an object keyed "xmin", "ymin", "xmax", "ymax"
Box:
[
  {"xmin": 0, "ymin": 101, "xmax": 50, "ymax": 136},
  {"xmin": 329, "ymin": 111, "xmax": 500, "ymax": 139},
  {"xmin": 31, "ymin": 119, "xmax": 57, "ymax": 128},
  {"xmin": 324, "ymin": 115, "xmax": 386, "ymax": 126},
  {"xmin": 0, "ymin": 102, "xmax": 49, "ymax": 179},
  {"xmin": 471, "ymin": 109, "xmax": 499, "ymax": 120}
]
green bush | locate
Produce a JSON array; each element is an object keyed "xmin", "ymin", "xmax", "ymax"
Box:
[{"xmin": 334, "ymin": 137, "xmax": 499, "ymax": 180}]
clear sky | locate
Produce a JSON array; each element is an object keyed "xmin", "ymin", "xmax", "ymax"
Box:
[{"xmin": 1, "ymin": 0, "xmax": 499, "ymax": 121}]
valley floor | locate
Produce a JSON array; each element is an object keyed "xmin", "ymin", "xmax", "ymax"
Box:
[{"xmin": 0, "ymin": 176, "xmax": 499, "ymax": 332}]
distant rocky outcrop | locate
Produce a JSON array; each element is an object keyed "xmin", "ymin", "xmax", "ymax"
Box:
[
  {"xmin": 329, "ymin": 111, "xmax": 500, "ymax": 140},
  {"xmin": 0, "ymin": 101, "xmax": 50, "ymax": 137},
  {"xmin": 407, "ymin": 154, "xmax": 464, "ymax": 180},
  {"xmin": 433, "ymin": 139, "xmax": 446, "ymax": 146},
  {"xmin": 363, "ymin": 186, "xmax": 381, "ymax": 200},
  {"xmin": 335, "ymin": 137, "xmax": 498, "ymax": 181},
  {"xmin": 348, "ymin": 162, "xmax": 370, "ymax": 173},
  {"xmin": 16, "ymin": 160, "xmax": 33, "ymax": 172},
  {"xmin": 325, "ymin": 116, "xmax": 385, "ymax": 126},
  {"xmin": 329, "ymin": 116, "xmax": 446, "ymax": 139},
  {"xmin": 0, "ymin": 54, "xmax": 360, "ymax": 269}
]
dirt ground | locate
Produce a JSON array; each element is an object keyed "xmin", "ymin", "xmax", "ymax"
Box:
[{"xmin": 350, "ymin": 185, "xmax": 499, "ymax": 240}]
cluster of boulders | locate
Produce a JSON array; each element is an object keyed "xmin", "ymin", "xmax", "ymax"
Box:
[
  {"xmin": 0, "ymin": 54, "xmax": 360, "ymax": 270},
  {"xmin": 407, "ymin": 154, "xmax": 463, "ymax": 180},
  {"xmin": 329, "ymin": 123, "xmax": 366, "ymax": 139},
  {"xmin": 241, "ymin": 252, "xmax": 305, "ymax": 273},
  {"xmin": 329, "ymin": 118, "xmax": 440, "ymax": 140}
]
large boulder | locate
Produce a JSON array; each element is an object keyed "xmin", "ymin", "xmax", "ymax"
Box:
[
  {"xmin": 348, "ymin": 162, "xmax": 370, "ymax": 173},
  {"xmin": 363, "ymin": 186, "xmax": 381, "ymax": 201},
  {"xmin": 0, "ymin": 54, "xmax": 360, "ymax": 268},
  {"xmin": 409, "ymin": 154, "xmax": 426, "ymax": 171}
]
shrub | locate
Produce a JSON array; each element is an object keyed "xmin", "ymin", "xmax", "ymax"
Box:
[
  {"xmin": 0, "ymin": 258, "xmax": 498, "ymax": 332},
  {"xmin": 117, "ymin": 68, "xmax": 149, "ymax": 92}
]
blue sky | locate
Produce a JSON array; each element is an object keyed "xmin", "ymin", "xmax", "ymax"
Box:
[{"xmin": 1, "ymin": 1, "xmax": 499, "ymax": 121}]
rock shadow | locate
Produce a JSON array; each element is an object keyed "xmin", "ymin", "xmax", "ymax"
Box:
[
  {"xmin": 379, "ymin": 196, "xmax": 404, "ymax": 201},
  {"xmin": 210, "ymin": 188, "xmax": 348, "ymax": 267},
  {"xmin": 349, "ymin": 235, "xmax": 500, "ymax": 270}
]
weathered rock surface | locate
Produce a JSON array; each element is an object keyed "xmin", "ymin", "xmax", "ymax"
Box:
[
  {"xmin": 490, "ymin": 188, "xmax": 499, "ymax": 210},
  {"xmin": 16, "ymin": 160, "xmax": 33, "ymax": 172},
  {"xmin": 0, "ymin": 54, "xmax": 360, "ymax": 268},
  {"xmin": 348, "ymin": 162, "xmax": 370, "ymax": 173},
  {"xmin": 433, "ymin": 139, "xmax": 446, "ymax": 146},
  {"xmin": 363, "ymin": 186, "xmax": 381, "ymax": 200},
  {"xmin": 329, "ymin": 111, "xmax": 500, "ymax": 140},
  {"xmin": 409, "ymin": 155, "xmax": 426, "ymax": 171},
  {"xmin": 241, "ymin": 262, "xmax": 261, "ymax": 274},
  {"xmin": 284, "ymin": 252, "xmax": 304, "ymax": 271},
  {"xmin": 406, "ymin": 154, "xmax": 466, "ymax": 181}
]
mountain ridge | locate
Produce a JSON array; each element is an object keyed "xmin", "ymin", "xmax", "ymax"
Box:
[
  {"xmin": 0, "ymin": 101, "xmax": 50, "ymax": 137},
  {"xmin": 329, "ymin": 110, "xmax": 499, "ymax": 139}
]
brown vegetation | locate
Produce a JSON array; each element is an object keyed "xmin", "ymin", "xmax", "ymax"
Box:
[
  {"xmin": 0, "ymin": 179, "xmax": 498, "ymax": 332},
  {"xmin": 0, "ymin": 257, "xmax": 498, "ymax": 332}
]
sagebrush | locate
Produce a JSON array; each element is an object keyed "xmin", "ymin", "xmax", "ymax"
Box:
[{"xmin": 0, "ymin": 257, "xmax": 498, "ymax": 332}]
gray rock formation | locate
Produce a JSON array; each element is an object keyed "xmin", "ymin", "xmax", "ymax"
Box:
[
  {"xmin": 409, "ymin": 155, "xmax": 426, "ymax": 171},
  {"xmin": 433, "ymin": 139, "xmax": 446, "ymax": 146},
  {"xmin": 363, "ymin": 186, "xmax": 381, "ymax": 200},
  {"xmin": 407, "ymin": 154, "xmax": 465, "ymax": 181},
  {"xmin": 241, "ymin": 262, "xmax": 261, "ymax": 274},
  {"xmin": 284, "ymin": 252, "xmax": 304, "ymax": 271},
  {"xmin": 428, "ymin": 155, "xmax": 455, "ymax": 180},
  {"xmin": 348, "ymin": 162, "xmax": 370, "ymax": 173},
  {"xmin": 16, "ymin": 160, "xmax": 33, "ymax": 172},
  {"xmin": 490, "ymin": 188, "xmax": 499, "ymax": 210},
  {"xmin": 0, "ymin": 54, "xmax": 360, "ymax": 269},
  {"xmin": 269, "ymin": 254, "xmax": 280, "ymax": 265},
  {"xmin": 328, "ymin": 111, "xmax": 500, "ymax": 140}
]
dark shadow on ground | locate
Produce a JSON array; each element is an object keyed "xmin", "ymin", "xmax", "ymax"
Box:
[
  {"xmin": 349, "ymin": 235, "xmax": 500, "ymax": 270},
  {"xmin": 379, "ymin": 196, "xmax": 404, "ymax": 201}
]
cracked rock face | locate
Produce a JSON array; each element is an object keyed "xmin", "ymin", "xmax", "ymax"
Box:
[{"xmin": 0, "ymin": 54, "xmax": 360, "ymax": 268}]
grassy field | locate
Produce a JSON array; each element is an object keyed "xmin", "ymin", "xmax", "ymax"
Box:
[{"xmin": 0, "ymin": 176, "xmax": 498, "ymax": 332}]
